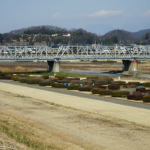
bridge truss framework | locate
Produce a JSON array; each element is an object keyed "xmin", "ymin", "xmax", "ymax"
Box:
[{"xmin": 0, "ymin": 45, "xmax": 150, "ymax": 61}]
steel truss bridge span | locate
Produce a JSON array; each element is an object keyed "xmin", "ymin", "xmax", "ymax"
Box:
[{"xmin": 0, "ymin": 45, "xmax": 149, "ymax": 61}]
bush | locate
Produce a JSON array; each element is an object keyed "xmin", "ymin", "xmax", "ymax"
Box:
[
  {"xmin": 65, "ymin": 77, "xmax": 80, "ymax": 80},
  {"xmin": 42, "ymin": 75, "xmax": 49, "ymax": 79},
  {"xmin": 67, "ymin": 85, "xmax": 80, "ymax": 90},
  {"xmin": 136, "ymin": 88, "xmax": 145, "ymax": 92},
  {"xmin": 95, "ymin": 77, "xmax": 113, "ymax": 85},
  {"xmin": 55, "ymin": 76, "xmax": 65, "ymax": 80},
  {"xmin": 51, "ymin": 83, "xmax": 56, "ymax": 87},
  {"xmin": 143, "ymin": 90, "xmax": 150, "ymax": 96},
  {"xmin": 99, "ymin": 90, "xmax": 112, "ymax": 95},
  {"xmin": 0, "ymin": 74, "xmax": 13, "ymax": 80},
  {"xmin": 86, "ymin": 77, "xmax": 99, "ymax": 80},
  {"xmin": 18, "ymin": 77, "xmax": 28, "ymax": 83},
  {"xmin": 55, "ymin": 83, "xmax": 68, "ymax": 88},
  {"xmin": 94, "ymin": 83, "xmax": 101, "ymax": 86},
  {"xmin": 132, "ymin": 91, "xmax": 143, "ymax": 96},
  {"xmin": 108, "ymin": 84, "xmax": 120, "ymax": 90},
  {"xmin": 111, "ymin": 91, "xmax": 130, "ymax": 97},
  {"xmin": 50, "ymin": 78, "xmax": 58, "ymax": 82},
  {"xmin": 20, "ymin": 74, "xmax": 29, "ymax": 77},
  {"xmin": 11, "ymin": 75, "xmax": 21, "ymax": 81},
  {"xmin": 127, "ymin": 94, "xmax": 143, "ymax": 100},
  {"xmin": 111, "ymin": 81, "xmax": 126, "ymax": 85},
  {"xmin": 128, "ymin": 82, "xmax": 140, "ymax": 86},
  {"xmin": 57, "ymin": 80, "xmax": 70, "ymax": 83},
  {"xmin": 143, "ymin": 96, "xmax": 150, "ymax": 102},
  {"xmin": 92, "ymin": 88, "xmax": 101, "ymax": 94},
  {"xmin": 26, "ymin": 78, "xmax": 42, "ymax": 84},
  {"xmin": 71, "ymin": 80, "xmax": 93, "ymax": 85},
  {"xmin": 78, "ymin": 86, "xmax": 91, "ymax": 91},
  {"xmin": 39, "ymin": 80, "xmax": 54, "ymax": 86},
  {"xmin": 142, "ymin": 82, "xmax": 150, "ymax": 87}
]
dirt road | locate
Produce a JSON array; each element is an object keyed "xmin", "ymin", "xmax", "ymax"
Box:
[{"xmin": 0, "ymin": 81, "xmax": 150, "ymax": 150}]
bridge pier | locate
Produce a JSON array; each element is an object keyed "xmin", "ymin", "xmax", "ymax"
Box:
[
  {"xmin": 47, "ymin": 60, "xmax": 60, "ymax": 72},
  {"xmin": 122, "ymin": 60, "xmax": 138, "ymax": 71}
]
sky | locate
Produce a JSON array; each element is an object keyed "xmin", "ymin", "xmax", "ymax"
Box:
[{"xmin": 0, "ymin": 0, "xmax": 150, "ymax": 35}]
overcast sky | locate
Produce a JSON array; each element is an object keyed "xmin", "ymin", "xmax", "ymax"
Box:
[{"xmin": 0, "ymin": 0, "xmax": 150, "ymax": 35}]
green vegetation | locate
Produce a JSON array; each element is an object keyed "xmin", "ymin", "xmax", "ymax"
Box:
[
  {"xmin": 39, "ymin": 80, "xmax": 54, "ymax": 86},
  {"xmin": 143, "ymin": 95, "xmax": 150, "ymax": 102},
  {"xmin": 55, "ymin": 83, "xmax": 67, "ymax": 88},
  {"xmin": 111, "ymin": 91, "xmax": 130, "ymax": 97},
  {"xmin": 92, "ymin": 88, "xmax": 101, "ymax": 94},
  {"xmin": 11, "ymin": 75, "xmax": 21, "ymax": 81},
  {"xmin": 99, "ymin": 89, "xmax": 112, "ymax": 95},
  {"xmin": 67, "ymin": 85, "xmax": 80, "ymax": 90},
  {"xmin": 78, "ymin": 86, "xmax": 91, "ymax": 91}
]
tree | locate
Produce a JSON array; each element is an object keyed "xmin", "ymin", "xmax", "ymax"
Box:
[
  {"xmin": 54, "ymin": 37, "xmax": 63, "ymax": 44},
  {"xmin": 3, "ymin": 33, "xmax": 13, "ymax": 43},
  {"xmin": 145, "ymin": 33, "xmax": 149, "ymax": 40},
  {"xmin": 0, "ymin": 33, "xmax": 3, "ymax": 43}
]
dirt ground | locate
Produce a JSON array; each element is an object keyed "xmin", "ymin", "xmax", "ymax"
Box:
[{"xmin": 0, "ymin": 81, "xmax": 150, "ymax": 150}]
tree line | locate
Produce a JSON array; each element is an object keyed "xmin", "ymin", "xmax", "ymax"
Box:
[{"xmin": 0, "ymin": 26, "xmax": 121, "ymax": 45}]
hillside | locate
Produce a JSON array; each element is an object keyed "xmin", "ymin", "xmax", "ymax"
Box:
[
  {"xmin": 102, "ymin": 29, "xmax": 139, "ymax": 43},
  {"xmin": 133, "ymin": 29, "xmax": 150, "ymax": 39},
  {"xmin": 1, "ymin": 25, "xmax": 150, "ymax": 45}
]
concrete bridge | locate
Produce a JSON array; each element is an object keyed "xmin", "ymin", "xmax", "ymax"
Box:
[{"xmin": 0, "ymin": 45, "xmax": 150, "ymax": 72}]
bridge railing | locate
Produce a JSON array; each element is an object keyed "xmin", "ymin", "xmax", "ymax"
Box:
[{"xmin": 0, "ymin": 45, "xmax": 149, "ymax": 60}]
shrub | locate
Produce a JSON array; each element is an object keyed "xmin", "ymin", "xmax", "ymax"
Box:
[
  {"xmin": 51, "ymin": 83, "xmax": 56, "ymax": 87},
  {"xmin": 55, "ymin": 83, "xmax": 68, "ymax": 88},
  {"xmin": 18, "ymin": 77, "xmax": 28, "ymax": 83},
  {"xmin": 71, "ymin": 80, "xmax": 93, "ymax": 85},
  {"xmin": 99, "ymin": 90, "xmax": 112, "ymax": 95},
  {"xmin": 86, "ymin": 77, "xmax": 99, "ymax": 80},
  {"xmin": 127, "ymin": 94, "xmax": 143, "ymax": 100},
  {"xmin": 78, "ymin": 86, "xmax": 91, "ymax": 91},
  {"xmin": 39, "ymin": 80, "xmax": 54, "ymax": 86},
  {"xmin": 26, "ymin": 78, "xmax": 42, "ymax": 84},
  {"xmin": 128, "ymin": 82, "xmax": 140, "ymax": 86},
  {"xmin": 11, "ymin": 75, "xmax": 21, "ymax": 81},
  {"xmin": 143, "ymin": 90, "xmax": 150, "ymax": 96},
  {"xmin": 42, "ymin": 75, "xmax": 49, "ymax": 79},
  {"xmin": 143, "ymin": 96, "xmax": 150, "ymax": 102},
  {"xmin": 57, "ymin": 80, "xmax": 70, "ymax": 83},
  {"xmin": 132, "ymin": 91, "xmax": 142, "ymax": 96},
  {"xmin": 142, "ymin": 82, "xmax": 150, "ymax": 87},
  {"xmin": 111, "ymin": 91, "xmax": 130, "ymax": 97},
  {"xmin": 95, "ymin": 77, "xmax": 113, "ymax": 85},
  {"xmin": 136, "ymin": 88, "xmax": 145, "ymax": 92},
  {"xmin": 20, "ymin": 74, "xmax": 29, "ymax": 77},
  {"xmin": 65, "ymin": 77, "xmax": 80, "ymax": 80},
  {"xmin": 94, "ymin": 83, "xmax": 102, "ymax": 86},
  {"xmin": 111, "ymin": 81, "xmax": 126, "ymax": 85},
  {"xmin": 67, "ymin": 85, "xmax": 80, "ymax": 90},
  {"xmin": 0, "ymin": 73, "xmax": 5, "ymax": 76},
  {"xmin": 92, "ymin": 88, "xmax": 101, "ymax": 94},
  {"xmin": 108, "ymin": 84, "xmax": 120, "ymax": 90},
  {"xmin": 55, "ymin": 76, "xmax": 65, "ymax": 80},
  {"xmin": 50, "ymin": 78, "xmax": 58, "ymax": 82},
  {"xmin": 49, "ymin": 77, "xmax": 57, "ymax": 80},
  {"xmin": 0, "ymin": 74, "xmax": 13, "ymax": 80}
]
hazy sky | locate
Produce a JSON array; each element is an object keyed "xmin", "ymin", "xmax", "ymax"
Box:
[{"xmin": 0, "ymin": 0, "xmax": 150, "ymax": 35}]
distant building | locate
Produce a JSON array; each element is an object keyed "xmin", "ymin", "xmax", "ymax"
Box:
[
  {"xmin": 62, "ymin": 33, "xmax": 71, "ymax": 37},
  {"xmin": 52, "ymin": 34, "xmax": 58, "ymax": 37}
]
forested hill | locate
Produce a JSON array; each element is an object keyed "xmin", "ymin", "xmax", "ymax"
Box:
[
  {"xmin": 101, "ymin": 30, "xmax": 139, "ymax": 43},
  {"xmin": 0, "ymin": 25, "xmax": 150, "ymax": 45}
]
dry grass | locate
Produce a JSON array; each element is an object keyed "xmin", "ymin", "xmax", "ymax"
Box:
[{"xmin": 0, "ymin": 66, "xmax": 35, "ymax": 73}]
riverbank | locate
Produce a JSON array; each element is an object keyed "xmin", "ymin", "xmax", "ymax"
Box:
[{"xmin": 0, "ymin": 81, "xmax": 150, "ymax": 150}]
